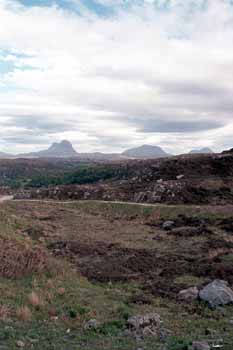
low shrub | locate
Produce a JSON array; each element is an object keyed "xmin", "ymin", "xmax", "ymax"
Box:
[{"xmin": 0, "ymin": 239, "xmax": 48, "ymax": 278}]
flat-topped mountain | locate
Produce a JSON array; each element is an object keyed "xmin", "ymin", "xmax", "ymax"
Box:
[
  {"xmin": 189, "ymin": 147, "xmax": 213, "ymax": 154},
  {"xmin": 122, "ymin": 144, "xmax": 170, "ymax": 159}
]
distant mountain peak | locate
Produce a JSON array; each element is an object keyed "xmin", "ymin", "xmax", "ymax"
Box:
[
  {"xmin": 18, "ymin": 140, "xmax": 78, "ymax": 158},
  {"xmin": 42, "ymin": 140, "xmax": 77, "ymax": 157}
]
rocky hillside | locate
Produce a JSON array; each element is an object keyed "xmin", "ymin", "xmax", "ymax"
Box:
[{"xmin": 13, "ymin": 150, "xmax": 233, "ymax": 205}]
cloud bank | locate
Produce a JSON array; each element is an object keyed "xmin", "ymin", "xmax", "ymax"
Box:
[{"xmin": 0, "ymin": 0, "xmax": 233, "ymax": 153}]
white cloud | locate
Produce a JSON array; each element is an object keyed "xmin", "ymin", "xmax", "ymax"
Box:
[{"xmin": 0, "ymin": 0, "xmax": 233, "ymax": 153}]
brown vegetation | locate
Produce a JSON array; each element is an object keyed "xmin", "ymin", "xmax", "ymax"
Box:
[
  {"xmin": 0, "ymin": 239, "xmax": 48, "ymax": 278},
  {"xmin": 16, "ymin": 306, "xmax": 32, "ymax": 321}
]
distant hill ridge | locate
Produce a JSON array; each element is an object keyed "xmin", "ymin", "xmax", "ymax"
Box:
[
  {"xmin": 0, "ymin": 140, "xmax": 215, "ymax": 159},
  {"xmin": 189, "ymin": 147, "xmax": 213, "ymax": 154},
  {"xmin": 122, "ymin": 144, "xmax": 170, "ymax": 159}
]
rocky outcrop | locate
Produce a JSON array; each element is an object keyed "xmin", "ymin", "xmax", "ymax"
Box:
[
  {"xmin": 11, "ymin": 152, "xmax": 233, "ymax": 205},
  {"xmin": 127, "ymin": 313, "xmax": 162, "ymax": 338}
]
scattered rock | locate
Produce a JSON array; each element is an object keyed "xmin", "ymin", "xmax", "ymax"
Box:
[
  {"xmin": 157, "ymin": 179, "xmax": 163, "ymax": 184},
  {"xmin": 162, "ymin": 221, "xmax": 175, "ymax": 231},
  {"xmin": 199, "ymin": 280, "xmax": 233, "ymax": 308},
  {"xmin": 127, "ymin": 313, "xmax": 162, "ymax": 338},
  {"xmin": 16, "ymin": 341, "xmax": 25, "ymax": 348},
  {"xmin": 84, "ymin": 319, "xmax": 98, "ymax": 330},
  {"xmin": 191, "ymin": 340, "xmax": 210, "ymax": 350},
  {"xmin": 178, "ymin": 287, "xmax": 199, "ymax": 302}
]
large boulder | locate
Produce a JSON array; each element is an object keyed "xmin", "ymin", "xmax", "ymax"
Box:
[{"xmin": 199, "ymin": 280, "xmax": 233, "ymax": 308}]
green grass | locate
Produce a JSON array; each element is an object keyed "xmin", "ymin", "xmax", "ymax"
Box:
[
  {"xmin": 173, "ymin": 275, "xmax": 206, "ymax": 287},
  {"xmin": 69, "ymin": 200, "xmax": 232, "ymax": 222},
  {"xmin": 0, "ymin": 267, "xmax": 232, "ymax": 349}
]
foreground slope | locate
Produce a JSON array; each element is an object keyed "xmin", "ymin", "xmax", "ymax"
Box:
[{"xmin": 0, "ymin": 199, "xmax": 233, "ymax": 349}]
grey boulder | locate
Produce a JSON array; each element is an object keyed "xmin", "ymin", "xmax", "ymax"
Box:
[{"xmin": 199, "ymin": 279, "xmax": 233, "ymax": 308}]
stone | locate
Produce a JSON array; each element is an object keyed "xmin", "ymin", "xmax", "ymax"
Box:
[
  {"xmin": 84, "ymin": 319, "xmax": 98, "ymax": 330},
  {"xmin": 157, "ymin": 179, "xmax": 163, "ymax": 184},
  {"xmin": 127, "ymin": 313, "xmax": 161, "ymax": 338},
  {"xmin": 178, "ymin": 287, "xmax": 199, "ymax": 302},
  {"xmin": 84, "ymin": 192, "xmax": 90, "ymax": 199},
  {"xmin": 151, "ymin": 194, "xmax": 162, "ymax": 203},
  {"xmin": 199, "ymin": 280, "xmax": 233, "ymax": 308},
  {"xmin": 16, "ymin": 341, "xmax": 25, "ymax": 348},
  {"xmin": 162, "ymin": 221, "xmax": 175, "ymax": 231},
  {"xmin": 191, "ymin": 341, "xmax": 210, "ymax": 350}
]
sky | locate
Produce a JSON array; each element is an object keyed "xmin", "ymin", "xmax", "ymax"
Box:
[{"xmin": 0, "ymin": 0, "xmax": 233, "ymax": 154}]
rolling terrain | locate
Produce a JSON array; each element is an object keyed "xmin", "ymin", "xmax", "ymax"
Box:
[
  {"xmin": 6, "ymin": 148, "xmax": 233, "ymax": 206},
  {"xmin": 0, "ymin": 150, "xmax": 233, "ymax": 349},
  {"xmin": 0, "ymin": 199, "xmax": 233, "ymax": 349}
]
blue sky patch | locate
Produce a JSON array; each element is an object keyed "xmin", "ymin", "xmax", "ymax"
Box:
[
  {"xmin": 17, "ymin": 0, "xmax": 116, "ymax": 16},
  {"xmin": 0, "ymin": 60, "xmax": 15, "ymax": 75}
]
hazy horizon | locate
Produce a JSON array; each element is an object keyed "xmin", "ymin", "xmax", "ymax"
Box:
[{"xmin": 0, "ymin": 0, "xmax": 233, "ymax": 154}]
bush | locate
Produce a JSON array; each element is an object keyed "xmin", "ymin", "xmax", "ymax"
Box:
[
  {"xmin": 68, "ymin": 305, "xmax": 89, "ymax": 319},
  {"xmin": 98, "ymin": 320, "xmax": 125, "ymax": 336}
]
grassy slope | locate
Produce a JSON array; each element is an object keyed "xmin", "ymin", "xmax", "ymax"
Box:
[{"xmin": 0, "ymin": 201, "xmax": 233, "ymax": 349}]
